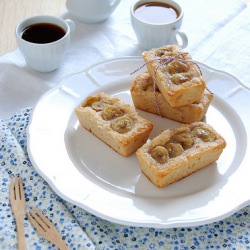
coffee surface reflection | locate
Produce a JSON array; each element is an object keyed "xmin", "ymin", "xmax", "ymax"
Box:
[{"xmin": 134, "ymin": 2, "xmax": 179, "ymax": 24}]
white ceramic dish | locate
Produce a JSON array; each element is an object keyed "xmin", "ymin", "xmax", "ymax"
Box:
[{"xmin": 27, "ymin": 56, "xmax": 250, "ymax": 228}]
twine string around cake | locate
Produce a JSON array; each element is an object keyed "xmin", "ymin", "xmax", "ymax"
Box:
[{"xmin": 130, "ymin": 52, "xmax": 203, "ymax": 117}]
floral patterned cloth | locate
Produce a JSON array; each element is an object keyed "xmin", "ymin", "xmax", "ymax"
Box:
[{"xmin": 1, "ymin": 108, "xmax": 250, "ymax": 250}]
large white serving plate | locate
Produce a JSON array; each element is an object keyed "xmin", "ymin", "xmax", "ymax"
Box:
[{"xmin": 27, "ymin": 56, "xmax": 250, "ymax": 228}]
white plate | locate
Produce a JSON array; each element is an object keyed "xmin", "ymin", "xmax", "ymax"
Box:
[{"xmin": 27, "ymin": 56, "xmax": 250, "ymax": 228}]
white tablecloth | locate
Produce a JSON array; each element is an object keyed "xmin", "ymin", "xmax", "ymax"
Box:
[{"xmin": 1, "ymin": 0, "xmax": 250, "ymax": 249}]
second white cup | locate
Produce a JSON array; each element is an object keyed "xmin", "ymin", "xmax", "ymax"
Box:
[
  {"xmin": 16, "ymin": 15, "xmax": 75, "ymax": 72},
  {"xmin": 66, "ymin": 0, "xmax": 121, "ymax": 23},
  {"xmin": 130, "ymin": 0, "xmax": 188, "ymax": 50}
]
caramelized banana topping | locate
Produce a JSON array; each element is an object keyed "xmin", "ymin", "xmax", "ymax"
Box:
[
  {"xmin": 84, "ymin": 96, "xmax": 112, "ymax": 111},
  {"xmin": 165, "ymin": 142, "xmax": 184, "ymax": 158},
  {"xmin": 155, "ymin": 49, "xmax": 175, "ymax": 57},
  {"xmin": 150, "ymin": 146, "xmax": 169, "ymax": 164},
  {"xmin": 111, "ymin": 116, "xmax": 134, "ymax": 133},
  {"xmin": 102, "ymin": 105, "xmax": 123, "ymax": 120},
  {"xmin": 172, "ymin": 132, "xmax": 194, "ymax": 150},
  {"xmin": 192, "ymin": 127, "xmax": 216, "ymax": 142},
  {"xmin": 171, "ymin": 72, "xmax": 192, "ymax": 85},
  {"xmin": 167, "ymin": 60, "xmax": 189, "ymax": 75}
]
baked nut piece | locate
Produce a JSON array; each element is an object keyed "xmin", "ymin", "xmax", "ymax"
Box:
[
  {"xmin": 136, "ymin": 122, "xmax": 226, "ymax": 188},
  {"xmin": 142, "ymin": 44, "xmax": 206, "ymax": 108},
  {"xmin": 130, "ymin": 72, "xmax": 213, "ymax": 123},
  {"xmin": 75, "ymin": 92, "xmax": 154, "ymax": 157}
]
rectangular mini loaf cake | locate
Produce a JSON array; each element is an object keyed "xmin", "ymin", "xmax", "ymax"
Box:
[
  {"xmin": 142, "ymin": 44, "xmax": 206, "ymax": 108},
  {"xmin": 130, "ymin": 72, "xmax": 213, "ymax": 123},
  {"xmin": 75, "ymin": 92, "xmax": 153, "ymax": 157},
  {"xmin": 136, "ymin": 122, "xmax": 226, "ymax": 188}
]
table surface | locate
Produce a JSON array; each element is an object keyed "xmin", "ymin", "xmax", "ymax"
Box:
[{"xmin": 0, "ymin": 0, "xmax": 66, "ymax": 56}]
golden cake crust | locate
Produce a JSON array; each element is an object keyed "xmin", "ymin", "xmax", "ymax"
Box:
[
  {"xmin": 142, "ymin": 45, "xmax": 206, "ymax": 108},
  {"xmin": 75, "ymin": 92, "xmax": 154, "ymax": 157},
  {"xmin": 136, "ymin": 122, "xmax": 226, "ymax": 188},
  {"xmin": 130, "ymin": 72, "xmax": 213, "ymax": 123}
]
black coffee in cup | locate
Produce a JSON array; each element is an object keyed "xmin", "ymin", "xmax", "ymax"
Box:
[
  {"xmin": 21, "ymin": 23, "xmax": 66, "ymax": 44},
  {"xmin": 134, "ymin": 2, "xmax": 179, "ymax": 24}
]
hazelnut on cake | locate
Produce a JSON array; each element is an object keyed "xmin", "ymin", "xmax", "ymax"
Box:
[
  {"xmin": 136, "ymin": 122, "xmax": 226, "ymax": 188},
  {"xmin": 75, "ymin": 92, "xmax": 154, "ymax": 157},
  {"xmin": 130, "ymin": 71, "xmax": 213, "ymax": 123},
  {"xmin": 142, "ymin": 44, "xmax": 206, "ymax": 108}
]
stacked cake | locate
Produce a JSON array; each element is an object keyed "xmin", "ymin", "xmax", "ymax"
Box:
[{"xmin": 130, "ymin": 44, "xmax": 213, "ymax": 123}]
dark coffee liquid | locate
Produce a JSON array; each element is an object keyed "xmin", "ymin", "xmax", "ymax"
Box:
[
  {"xmin": 21, "ymin": 23, "xmax": 66, "ymax": 44},
  {"xmin": 135, "ymin": 2, "xmax": 179, "ymax": 24}
]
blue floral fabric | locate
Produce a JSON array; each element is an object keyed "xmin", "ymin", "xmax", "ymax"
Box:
[{"xmin": 1, "ymin": 108, "xmax": 250, "ymax": 249}]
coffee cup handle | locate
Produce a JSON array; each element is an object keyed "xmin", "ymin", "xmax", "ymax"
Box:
[
  {"xmin": 65, "ymin": 19, "xmax": 75, "ymax": 36},
  {"xmin": 171, "ymin": 29, "xmax": 188, "ymax": 49}
]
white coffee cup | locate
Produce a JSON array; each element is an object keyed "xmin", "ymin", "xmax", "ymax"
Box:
[
  {"xmin": 130, "ymin": 0, "xmax": 188, "ymax": 49},
  {"xmin": 66, "ymin": 0, "xmax": 121, "ymax": 23},
  {"xmin": 16, "ymin": 15, "xmax": 75, "ymax": 72}
]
